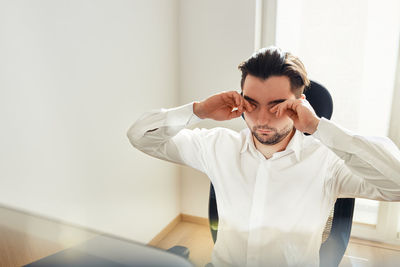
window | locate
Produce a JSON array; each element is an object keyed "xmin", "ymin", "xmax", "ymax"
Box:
[
  {"xmin": 262, "ymin": 0, "xmax": 400, "ymax": 244},
  {"xmin": 353, "ymin": 199, "xmax": 379, "ymax": 226}
]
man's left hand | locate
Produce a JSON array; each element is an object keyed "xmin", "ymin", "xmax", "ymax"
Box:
[{"xmin": 269, "ymin": 95, "xmax": 320, "ymax": 134}]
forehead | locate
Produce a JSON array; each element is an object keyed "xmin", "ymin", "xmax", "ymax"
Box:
[{"xmin": 242, "ymin": 75, "xmax": 295, "ymax": 103}]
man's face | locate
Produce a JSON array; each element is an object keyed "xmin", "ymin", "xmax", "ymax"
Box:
[{"xmin": 242, "ymin": 75, "xmax": 296, "ymax": 145}]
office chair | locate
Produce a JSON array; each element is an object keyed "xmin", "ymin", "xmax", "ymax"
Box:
[{"xmin": 169, "ymin": 80, "xmax": 355, "ymax": 267}]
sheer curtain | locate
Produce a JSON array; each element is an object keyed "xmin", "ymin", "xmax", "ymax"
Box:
[{"xmin": 268, "ymin": 0, "xmax": 400, "ymax": 244}]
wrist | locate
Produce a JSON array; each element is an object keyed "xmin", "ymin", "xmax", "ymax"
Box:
[
  {"xmin": 309, "ymin": 117, "xmax": 320, "ymax": 134},
  {"xmin": 193, "ymin": 101, "xmax": 206, "ymax": 119}
]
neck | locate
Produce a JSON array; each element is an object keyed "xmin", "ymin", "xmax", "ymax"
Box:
[{"xmin": 253, "ymin": 127, "xmax": 296, "ymax": 159}]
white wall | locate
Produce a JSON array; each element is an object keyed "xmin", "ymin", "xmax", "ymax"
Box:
[
  {"xmin": 389, "ymin": 43, "xmax": 400, "ymax": 148},
  {"xmin": 0, "ymin": 0, "xmax": 180, "ymax": 244},
  {"xmin": 179, "ymin": 0, "xmax": 256, "ymax": 217}
]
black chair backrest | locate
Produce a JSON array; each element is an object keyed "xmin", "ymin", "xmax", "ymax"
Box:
[{"xmin": 208, "ymin": 80, "xmax": 355, "ymax": 267}]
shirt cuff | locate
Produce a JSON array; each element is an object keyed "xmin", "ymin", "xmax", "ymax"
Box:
[
  {"xmin": 312, "ymin": 117, "xmax": 355, "ymax": 151},
  {"xmin": 164, "ymin": 101, "xmax": 203, "ymax": 127}
]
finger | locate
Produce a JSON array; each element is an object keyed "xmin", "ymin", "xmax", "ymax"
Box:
[
  {"xmin": 222, "ymin": 92, "xmax": 236, "ymax": 107},
  {"xmin": 239, "ymin": 95, "xmax": 245, "ymax": 113},
  {"xmin": 270, "ymin": 101, "xmax": 287, "ymax": 114},
  {"xmin": 276, "ymin": 100, "xmax": 298, "ymax": 117},
  {"xmin": 270, "ymin": 104, "xmax": 279, "ymax": 113},
  {"xmin": 287, "ymin": 99, "xmax": 299, "ymax": 111},
  {"xmin": 277, "ymin": 101, "xmax": 291, "ymax": 117},
  {"xmin": 224, "ymin": 91, "xmax": 239, "ymax": 107},
  {"xmin": 286, "ymin": 109, "xmax": 297, "ymax": 120},
  {"xmin": 244, "ymin": 99, "xmax": 253, "ymax": 112},
  {"xmin": 229, "ymin": 109, "xmax": 242, "ymax": 119},
  {"xmin": 236, "ymin": 94, "xmax": 243, "ymax": 113},
  {"xmin": 276, "ymin": 102, "xmax": 287, "ymax": 117},
  {"xmin": 282, "ymin": 101, "xmax": 297, "ymax": 117},
  {"xmin": 278, "ymin": 105, "xmax": 285, "ymax": 117},
  {"xmin": 233, "ymin": 91, "xmax": 241, "ymax": 107}
]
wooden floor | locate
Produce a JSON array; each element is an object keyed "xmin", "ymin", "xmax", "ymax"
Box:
[
  {"xmin": 152, "ymin": 221, "xmax": 214, "ymax": 267},
  {"xmin": 152, "ymin": 222, "xmax": 400, "ymax": 267},
  {"xmin": 1, "ymin": 205, "xmax": 400, "ymax": 267}
]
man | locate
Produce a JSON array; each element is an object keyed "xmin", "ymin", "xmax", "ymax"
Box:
[{"xmin": 127, "ymin": 46, "xmax": 400, "ymax": 266}]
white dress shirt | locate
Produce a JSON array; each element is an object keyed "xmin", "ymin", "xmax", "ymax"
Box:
[{"xmin": 127, "ymin": 101, "xmax": 400, "ymax": 267}]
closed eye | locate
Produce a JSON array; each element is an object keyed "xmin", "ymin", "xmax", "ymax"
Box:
[{"xmin": 269, "ymin": 100, "xmax": 285, "ymax": 107}]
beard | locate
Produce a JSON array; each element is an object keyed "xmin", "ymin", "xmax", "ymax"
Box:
[{"xmin": 252, "ymin": 124, "xmax": 293, "ymax": 145}]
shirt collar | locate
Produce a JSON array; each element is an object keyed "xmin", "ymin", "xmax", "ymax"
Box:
[{"xmin": 240, "ymin": 128, "xmax": 304, "ymax": 161}]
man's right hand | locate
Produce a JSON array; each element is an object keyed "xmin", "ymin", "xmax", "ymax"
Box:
[{"xmin": 193, "ymin": 91, "xmax": 254, "ymax": 121}]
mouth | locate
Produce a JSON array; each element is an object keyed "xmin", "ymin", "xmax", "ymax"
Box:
[{"xmin": 257, "ymin": 129, "xmax": 273, "ymax": 134}]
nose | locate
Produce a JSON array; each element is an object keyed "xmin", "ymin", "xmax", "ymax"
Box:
[{"xmin": 255, "ymin": 106, "xmax": 274, "ymax": 125}]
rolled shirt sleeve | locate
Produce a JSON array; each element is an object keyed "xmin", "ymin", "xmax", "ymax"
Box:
[
  {"xmin": 126, "ymin": 101, "xmax": 211, "ymax": 174},
  {"xmin": 313, "ymin": 118, "xmax": 400, "ymax": 200}
]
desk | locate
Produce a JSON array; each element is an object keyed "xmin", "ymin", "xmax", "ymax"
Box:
[{"xmin": 25, "ymin": 234, "xmax": 193, "ymax": 267}]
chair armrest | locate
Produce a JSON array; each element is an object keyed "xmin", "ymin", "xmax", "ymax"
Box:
[{"xmin": 167, "ymin": 245, "xmax": 190, "ymax": 259}]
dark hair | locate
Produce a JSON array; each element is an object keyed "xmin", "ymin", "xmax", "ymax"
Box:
[{"xmin": 238, "ymin": 46, "xmax": 310, "ymax": 98}]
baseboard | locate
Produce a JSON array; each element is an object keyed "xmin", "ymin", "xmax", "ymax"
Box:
[
  {"xmin": 148, "ymin": 214, "xmax": 182, "ymax": 246},
  {"xmin": 181, "ymin": 213, "xmax": 209, "ymax": 226},
  {"xmin": 349, "ymin": 237, "xmax": 400, "ymax": 251},
  {"xmin": 148, "ymin": 213, "xmax": 209, "ymax": 246}
]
